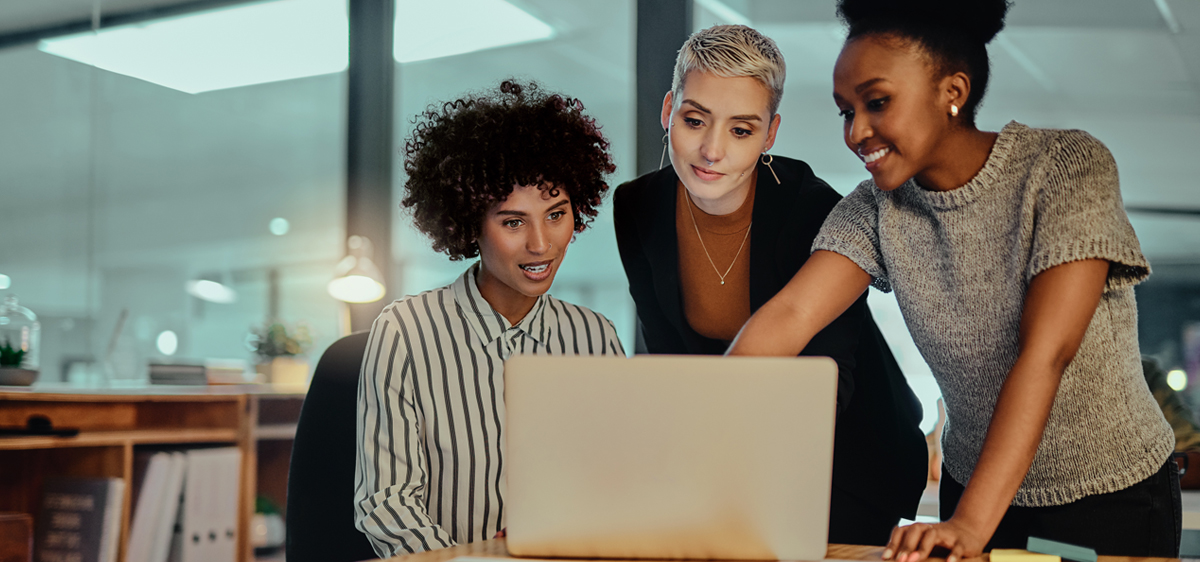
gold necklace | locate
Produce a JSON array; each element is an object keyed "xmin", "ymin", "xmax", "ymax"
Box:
[{"xmin": 685, "ymin": 195, "xmax": 751, "ymax": 286}]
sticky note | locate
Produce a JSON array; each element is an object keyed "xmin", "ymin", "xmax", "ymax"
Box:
[
  {"xmin": 990, "ymin": 549, "xmax": 1061, "ymax": 562},
  {"xmin": 1026, "ymin": 536, "xmax": 1098, "ymax": 562}
]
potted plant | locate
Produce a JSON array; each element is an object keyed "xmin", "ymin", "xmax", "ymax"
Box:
[
  {"xmin": 248, "ymin": 321, "xmax": 312, "ymax": 385},
  {"xmin": 0, "ymin": 295, "xmax": 39, "ymax": 386},
  {"xmin": 0, "ymin": 337, "xmax": 37, "ymax": 386}
]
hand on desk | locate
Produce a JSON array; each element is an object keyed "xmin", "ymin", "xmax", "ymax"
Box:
[{"xmin": 883, "ymin": 518, "xmax": 987, "ymax": 562}]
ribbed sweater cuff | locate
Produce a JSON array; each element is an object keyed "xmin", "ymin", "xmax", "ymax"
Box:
[{"xmin": 1027, "ymin": 235, "xmax": 1150, "ymax": 290}]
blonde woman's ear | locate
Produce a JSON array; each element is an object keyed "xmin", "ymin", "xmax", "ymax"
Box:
[
  {"xmin": 763, "ymin": 113, "xmax": 782, "ymax": 152},
  {"xmin": 660, "ymin": 91, "xmax": 674, "ymax": 130}
]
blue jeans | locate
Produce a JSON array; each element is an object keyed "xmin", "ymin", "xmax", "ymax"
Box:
[{"xmin": 939, "ymin": 459, "xmax": 1181, "ymax": 557}]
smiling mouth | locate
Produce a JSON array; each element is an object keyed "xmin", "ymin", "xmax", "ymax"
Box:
[
  {"xmin": 861, "ymin": 147, "xmax": 890, "ymax": 163},
  {"xmin": 520, "ymin": 261, "xmax": 551, "ymax": 274}
]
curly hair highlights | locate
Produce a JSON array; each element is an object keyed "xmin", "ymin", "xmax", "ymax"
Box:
[
  {"xmin": 837, "ymin": 0, "xmax": 1012, "ymax": 125},
  {"xmin": 401, "ymin": 79, "xmax": 616, "ymax": 261}
]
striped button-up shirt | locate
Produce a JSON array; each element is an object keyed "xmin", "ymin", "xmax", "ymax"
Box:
[{"xmin": 354, "ymin": 264, "xmax": 625, "ymax": 556}]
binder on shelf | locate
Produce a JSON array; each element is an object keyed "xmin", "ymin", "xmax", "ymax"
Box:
[
  {"xmin": 179, "ymin": 447, "xmax": 241, "ymax": 562},
  {"xmin": 127, "ymin": 453, "xmax": 171, "ymax": 562},
  {"xmin": 149, "ymin": 453, "xmax": 187, "ymax": 562},
  {"xmin": 34, "ymin": 477, "xmax": 125, "ymax": 562},
  {"xmin": 126, "ymin": 451, "xmax": 187, "ymax": 562}
]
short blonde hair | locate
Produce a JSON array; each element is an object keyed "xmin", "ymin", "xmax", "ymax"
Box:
[{"xmin": 672, "ymin": 25, "xmax": 786, "ymax": 116}]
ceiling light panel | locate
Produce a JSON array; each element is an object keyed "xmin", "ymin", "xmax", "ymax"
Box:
[
  {"xmin": 38, "ymin": 0, "xmax": 349, "ymax": 94},
  {"xmin": 394, "ymin": 0, "xmax": 554, "ymax": 63}
]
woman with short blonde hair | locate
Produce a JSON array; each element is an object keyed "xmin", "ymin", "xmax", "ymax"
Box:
[{"xmin": 613, "ymin": 24, "xmax": 927, "ymax": 546}]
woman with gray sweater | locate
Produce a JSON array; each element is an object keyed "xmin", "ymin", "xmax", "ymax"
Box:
[{"xmin": 728, "ymin": 0, "xmax": 1178, "ymax": 560}]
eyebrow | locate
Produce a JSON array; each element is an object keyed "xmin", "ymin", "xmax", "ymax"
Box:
[
  {"xmin": 681, "ymin": 99, "xmax": 762, "ymax": 123},
  {"xmin": 494, "ymin": 199, "xmax": 569, "ymax": 217},
  {"xmin": 854, "ymin": 77, "xmax": 886, "ymax": 94}
]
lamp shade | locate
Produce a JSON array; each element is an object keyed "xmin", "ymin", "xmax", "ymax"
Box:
[{"xmin": 328, "ymin": 236, "xmax": 386, "ymax": 303}]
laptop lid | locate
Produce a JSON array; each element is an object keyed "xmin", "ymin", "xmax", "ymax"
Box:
[{"xmin": 504, "ymin": 355, "xmax": 837, "ymax": 560}]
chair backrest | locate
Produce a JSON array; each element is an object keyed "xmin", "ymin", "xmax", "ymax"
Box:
[{"xmin": 286, "ymin": 331, "xmax": 378, "ymax": 562}]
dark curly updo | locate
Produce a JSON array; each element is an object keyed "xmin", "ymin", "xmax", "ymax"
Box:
[
  {"xmin": 401, "ymin": 79, "xmax": 616, "ymax": 261},
  {"xmin": 837, "ymin": 0, "xmax": 1012, "ymax": 125}
]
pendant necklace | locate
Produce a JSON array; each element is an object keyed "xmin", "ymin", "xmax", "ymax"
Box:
[{"xmin": 686, "ymin": 195, "xmax": 751, "ymax": 286}]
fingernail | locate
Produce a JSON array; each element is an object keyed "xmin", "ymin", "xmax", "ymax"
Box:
[
  {"xmin": 883, "ymin": 549, "xmax": 893, "ymax": 560},
  {"xmin": 948, "ymin": 556, "xmax": 957, "ymax": 562}
]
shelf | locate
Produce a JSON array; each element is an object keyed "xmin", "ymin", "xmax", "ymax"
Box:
[
  {"xmin": 0, "ymin": 389, "xmax": 305, "ymax": 562},
  {"xmin": 0, "ymin": 428, "xmax": 240, "ymax": 450}
]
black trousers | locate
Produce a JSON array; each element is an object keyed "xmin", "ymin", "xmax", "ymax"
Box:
[
  {"xmin": 829, "ymin": 486, "xmax": 901, "ymax": 546},
  {"xmin": 939, "ymin": 460, "xmax": 1181, "ymax": 557}
]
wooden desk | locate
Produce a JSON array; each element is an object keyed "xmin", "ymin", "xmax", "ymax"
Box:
[
  {"xmin": 0, "ymin": 384, "xmax": 307, "ymax": 562},
  {"xmin": 376, "ymin": 539, "xmax": 1179, "ymax": 562}
]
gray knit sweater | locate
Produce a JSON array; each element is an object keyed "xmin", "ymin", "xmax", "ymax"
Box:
[{"xmin": 813, "ymin": 121, "xmax": 1173, "ymax": 507}]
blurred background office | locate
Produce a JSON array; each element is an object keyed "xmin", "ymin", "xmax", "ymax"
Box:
[{"xmin": 2, "ymin": 0, "xmax": 1199, "ymax": 431}]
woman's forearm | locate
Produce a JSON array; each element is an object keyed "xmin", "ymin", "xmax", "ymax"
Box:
[
  {"xmin": 949, "ymin": 259, "xmax": 1110, "ymax": 538},
  {"xmin": 948, "ymin": 354, "xmax": 1064, "ymax": 537},
  {"xmin": 727, "ymin": 250, "xmax": 870, "ymax": 356}
]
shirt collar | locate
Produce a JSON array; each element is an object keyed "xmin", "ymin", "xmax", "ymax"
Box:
[{"xmin": 452, "ymin": 263, "xmax": 554, "ymax": 346}]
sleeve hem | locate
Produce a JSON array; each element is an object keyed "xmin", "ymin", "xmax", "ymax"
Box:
[
  {"xmin": 1026, "ymin": 235, "xmax": 1150, "ymax": 290},
  {"xmin": 812, "ymin": 234, "xmax": 892, "ymax": 293}
]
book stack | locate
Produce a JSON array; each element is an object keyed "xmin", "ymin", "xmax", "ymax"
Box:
[
  {"xmin": 147, "ymin": 364, "xmax": 207, "ymax": 386},
  {"xmin": 34, "ymin": 478, "xmax": 125, "ymax": 562},
  {"xmin": 148, "ymin": 361, "xmax": 250, "ymax": 385}
]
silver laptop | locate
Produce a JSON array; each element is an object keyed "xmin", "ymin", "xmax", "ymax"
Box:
[{"xmin": 504, "ymin": 355, "xmax": 838, "ymax": 560}]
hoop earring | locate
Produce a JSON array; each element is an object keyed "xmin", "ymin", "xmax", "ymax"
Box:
[
  {"xmin": 659, "ymin": 132, "xmax": 669, "ymax": 170},
  {"xmin": 761, "ymin": 153, "xmax": 780, "ymax": 185},
  {"xmin": 950, "ymin": 104, "xmax": 959, "ymax": 117}
]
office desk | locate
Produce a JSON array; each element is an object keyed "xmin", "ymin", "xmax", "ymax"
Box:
[{"xmin": 378, "ymin": 539, "xmax": 1179, "ymax": 562}]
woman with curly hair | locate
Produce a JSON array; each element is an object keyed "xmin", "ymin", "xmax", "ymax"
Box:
[
  {"xmin": 729, "ymin": 0, "xmax": 1178, "ymax": 558},
  {"xmin": 353, "ymin": 79, "xmax": 624, "ymax": 556}
]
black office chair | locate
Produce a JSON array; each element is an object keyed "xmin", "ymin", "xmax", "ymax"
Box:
[{"xmin": 286, "ymin": 331, "xmax": 379, "ymax": 562}]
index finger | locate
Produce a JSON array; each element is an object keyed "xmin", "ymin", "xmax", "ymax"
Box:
[{"xmin": 884, "ymin": 525, "xmax": 903, "ymax": 559}]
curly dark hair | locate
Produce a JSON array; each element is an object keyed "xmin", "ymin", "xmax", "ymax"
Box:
[
  {"xmin": 837, "ymin": 0, "xmax": 1012, "ymax": 125},
  {"xmin": 401, "ymin": 79, "xmax": 616, "ymax": 261}
]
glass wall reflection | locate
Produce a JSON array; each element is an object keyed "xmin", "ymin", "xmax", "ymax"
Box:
[{"xmin": 0, "ymin": 1, "xmax": 347, "ymax": 383}]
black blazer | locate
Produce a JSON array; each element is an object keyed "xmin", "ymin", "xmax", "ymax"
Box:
[{"xmin": 613, "ymin": 156, "xmax": 927, "ymax": 520}]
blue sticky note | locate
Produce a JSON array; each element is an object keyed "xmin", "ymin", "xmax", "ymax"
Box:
[{"xmin": 1026, "ymin": 536, "xmax": 1097, "ymax": 562}]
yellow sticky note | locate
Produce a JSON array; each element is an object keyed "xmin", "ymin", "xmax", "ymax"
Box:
[{"xmin": 991, "ymin": 549, "xmax": 1061, "ymax": 562}]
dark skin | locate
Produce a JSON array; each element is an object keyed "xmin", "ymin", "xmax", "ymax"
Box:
[{"xmin": 727, "ymin": 34, "xmax": 1113, "ymax": 562}]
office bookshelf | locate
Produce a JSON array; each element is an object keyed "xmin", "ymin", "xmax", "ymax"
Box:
[{"xmin": 0, "ymin": 384, "xmax": 306, "ymax": 562}]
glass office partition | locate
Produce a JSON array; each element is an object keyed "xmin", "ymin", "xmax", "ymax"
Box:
[
  {"xmin": 0, "ymin": 1, "xmax": 347, "ymax": 383},
  {"xmin": 391, "ymin": 0, "xmax": 638, "ymax": 351}
]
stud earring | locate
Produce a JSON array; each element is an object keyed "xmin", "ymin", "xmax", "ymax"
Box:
[
  {"xmin": 659, "ymin": 133, "xmax": 669, "ymax": 169},
  {"xmin": 950, "ymin": 104, "xmax": 959, "ymax": 117},
  {"xmin": 761, "ymin": 153, "xmax": 780, "ymax": 185}
]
